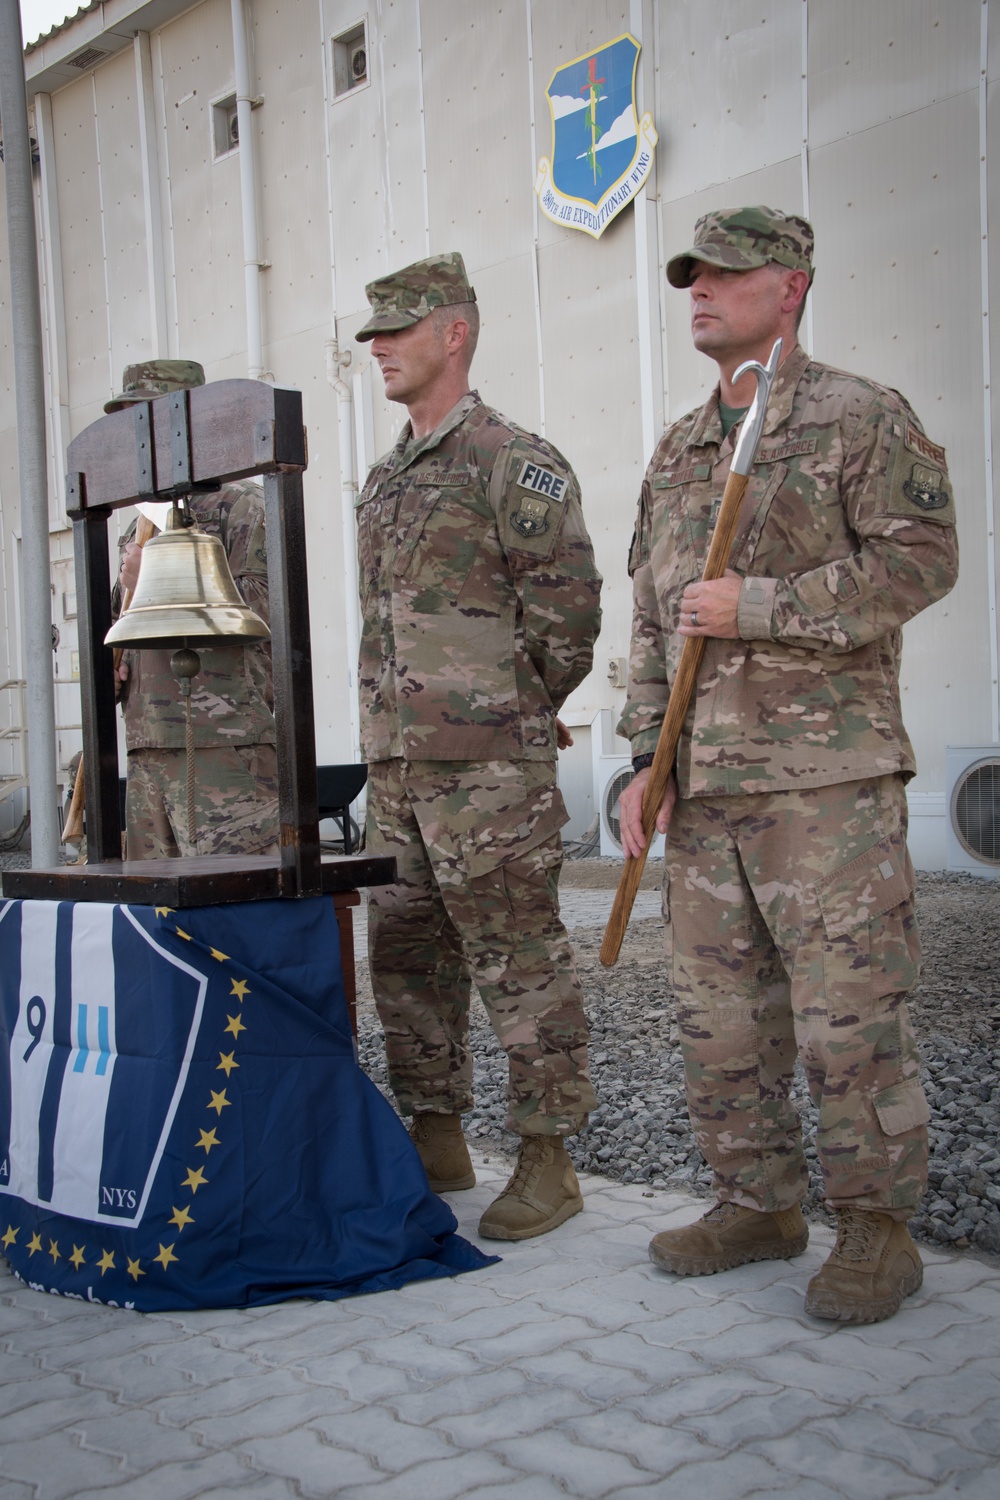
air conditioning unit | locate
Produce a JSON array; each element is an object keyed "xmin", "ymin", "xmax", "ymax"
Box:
[
  {"xmin": 350, "ymin": 43, "xmax": 368, "ymax": 83},
  {"xmin": 591, "ymin": 709, "xmax": 665, "ymax": 859},
  {"xmin": 946, "ymin": 746, "xmax": 1000, "ymax": 877}
]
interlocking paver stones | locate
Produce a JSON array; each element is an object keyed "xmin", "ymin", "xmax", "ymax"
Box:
[
  {"xmin": 415, "ymin": 1300, "xmax": 550, "ymax": 1350},
  {"xmin": 487, "ymin": 1426, "xmax": 659, "ymax": 1497},
  {"xmin": 310, "ymin": 1404, "xmax": 462, "ymax": 1471},
  {"xmin": 678, "ymin": 1388, "xmax": 854, "ymax": 1453},
  {"xmin": 72, "ymin": 1405, "xmax": 210, "ymax": 1468},
  {"xmin": 0, "ymin": 1369, "xmax": 97, "ymax": 1418},
  {"xmin": 183, "ymin": 1383, "xmax": 364, "ymax": 1447},
  {"xmin": 235, "ymin": 1427, "xmax": 384, "ymax": 1495},
  {"xmin": 290, "ymin": 1347, "xmax": 416, "ymax": 1403},
  {"xmin": 333, "ymin": 1450, "xmax": 524, "ymax": 1500},
  {"xmin": 433, "ymin": 1384, "xmax": 597, "ymax": 1447},
  {"xmin": 386, "ymin": 1366, "xmax": 528, "ymax": 1426},
  {"xmin": 800, "ymin": 1409, "xmax": 988, "ymax": 1486},
  {"xmin": 70, "ymin": 1451, "xmax": 297, "ymax": 1500},
  {"xmin": 607, "ymin": 1452, "xmax": 815, "ymax": 1500},
  {"xmin": 744, "ymin": 1428, "xmax": 936, "ymax": 1499},
  {"xmin": 4, "ymin": 1094, "xmax": 1000, "ymax": 1500},
  {"xmin": 874, "ymin": 1364, "xmax": 1000, "ymax": 1430},
  {"xmin": 456, "ymin": 1312, "xmax": 599, "ymax": 1362},
  {"xmin": 499, "ymin": 1343, "xmax": 657, "ymax": 1401},
  {"xmin": 0, "ymin": 1427, "xmax": 132, "ymax": 1500},
  {"xmin": 561, "ymin": 1404, "xmax": 717, "ymax": 1473},
  {"xmin": 746, "ymin": 1348, "xmax": 893, "ymax": 1403},
  {"xmin": 0, "ymin": 1384, "xmax": 125, "ymax": 1444},
  {"xmin": 619, "ymin": 1371, "xmax": 783, "ymax": 1428}
]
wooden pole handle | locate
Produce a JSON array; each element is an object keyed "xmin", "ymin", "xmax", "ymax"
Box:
[
  {"xmin": 61, "ymin": 760, "xmax": 86, "ymax": 843},
  {"xmin": 600, "ymin": 470, "xmax": 750, "ymax": 967}
]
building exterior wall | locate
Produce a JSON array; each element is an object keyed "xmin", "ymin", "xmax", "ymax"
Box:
[{"xmin": 0, "ymin": 0, "xmax": 996, "ymax": 864}]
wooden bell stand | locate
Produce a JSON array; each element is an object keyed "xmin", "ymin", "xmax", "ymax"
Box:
[{"xmin": 1, "ymin": 379, "xmax": 393, "ymax": 1027}]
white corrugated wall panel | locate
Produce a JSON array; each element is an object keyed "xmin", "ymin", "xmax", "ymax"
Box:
[
  {"xmin": 655, "ymin": 0, "xmax": 803, "ymax": 203},
  {"xmin": 808, "ymin": 0, "xmax": 980, "ymax": 148},
  {"xmin": 810, "ymin": 95, "xmax": 984, "ymax": 788},
  {"xmin": 157, "ymin": 0, "xmax": 245, "ymax": 365},
  {"xmin": 51, "ymin": 76, "xmax": 114, "ymax": 425},
  {"xmin": 93, "ymin": 48, "xmax": 149, "ymax": 390}
]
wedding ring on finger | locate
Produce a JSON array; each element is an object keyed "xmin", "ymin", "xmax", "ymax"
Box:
[{"xmin": 691, "ymin": 610, "xmax": 698, "ymax": 627}]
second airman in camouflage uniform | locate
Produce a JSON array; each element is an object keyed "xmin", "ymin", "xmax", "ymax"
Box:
[
  {"xmin": 110, "ymin": 361, "xmax": 279, "ymax": 860},
  {"xmin": 356, "ymin": 252, "xmax": 602, "ymax": 1241},
  {"xmin": 617, "ymin": 207, "xmax": 959, "ymax": 1322}
]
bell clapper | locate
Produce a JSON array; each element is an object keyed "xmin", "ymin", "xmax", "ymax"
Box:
[{"xmin": 170, "ymin": 646, "xmax": 202, "ymax": 850}]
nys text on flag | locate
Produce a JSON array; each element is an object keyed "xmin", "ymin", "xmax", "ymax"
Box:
[{"xmin": 0, "ymin": 894, "xmax": 495, "ymax": 1311}]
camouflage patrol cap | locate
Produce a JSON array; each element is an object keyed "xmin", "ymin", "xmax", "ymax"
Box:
[
  {"xmin": 355, "ymin": 252, "xmax": 477, "ymax": 342},
  {"xmin": 666, "ymin": 206, "xmax": 815, "ymax": 289},
  {"xmin": 104, "ymin": 359, "xmax": 206, "ymax": 413}
]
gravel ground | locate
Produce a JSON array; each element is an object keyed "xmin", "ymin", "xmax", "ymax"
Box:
[
  {"xmin": 3, "ymin": 843, "xmax": 997, "ymax": 1259},
  {"xmin": 353, "ymin": 860, "xmax": 1000, "ymax": 1261}
]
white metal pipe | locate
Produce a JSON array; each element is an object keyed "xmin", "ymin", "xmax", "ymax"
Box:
[
  {"xmin": 0, "ymin": 0, "xmax": 60, "ymax": 865},
  {"xmin": 231, "ymin": 0, "xmax": 264, "ymax": 379},
  {"xmin": 326, "ymin": 341, "xmax": 362, "ymax": 766},
  {"xmin": 980, "ymin": 0, "xmax": 999, "ymax": 742},
  {"xmin": 134, "ymin": 32, "xmax": 169, "ymax": 356}
]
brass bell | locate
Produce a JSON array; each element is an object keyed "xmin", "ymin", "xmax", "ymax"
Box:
[{"xmin": 104, "ymin": 503, "xmax": 270, "ymax": 650}]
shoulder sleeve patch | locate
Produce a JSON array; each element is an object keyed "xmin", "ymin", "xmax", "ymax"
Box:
[
  {"xmin": 883, "ymin": 418, "xmax": 955, "ymax": 525},
  {"xmin": 904, "ymin": 423, "xmax": 947, "ymax": 469},
  {"xmin": 516, "ymin": 458, "xmax": 568, "ymax": 503}
]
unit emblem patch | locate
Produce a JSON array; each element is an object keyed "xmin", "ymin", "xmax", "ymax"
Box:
[
  {"xmin": 903, "ymin": 462, "xmax": 950, "ymax": 512},
  {"xmin": 511, "ymin": 497, "xmax": 551, "ymax": 537}
]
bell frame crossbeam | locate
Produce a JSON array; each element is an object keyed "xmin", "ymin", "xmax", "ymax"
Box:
[{"xmin": 2, "ymin": 379, "xmax": 392, "ymax": 908}]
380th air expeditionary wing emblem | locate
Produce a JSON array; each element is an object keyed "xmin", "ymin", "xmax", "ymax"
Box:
[{"xmin": 534, "ymin": 33, "xmax": 657, "ymax": 239}]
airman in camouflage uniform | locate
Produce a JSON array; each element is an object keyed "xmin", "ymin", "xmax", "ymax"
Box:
[
  {"xmin": 618, "ymin": 207, "xmax": 959, "ymax": 1322},
  {"xmin": 109, "ymin": 361, "xmax": 278, "ymax": 860},
  {"xmin": 356, "ymin": 252, "xmax": 602, "ymax": 1240}
]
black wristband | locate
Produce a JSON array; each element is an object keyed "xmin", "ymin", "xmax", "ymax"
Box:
[{"xmin": 631, "ymin": 752, "xmax": 654, "ymax": 772}]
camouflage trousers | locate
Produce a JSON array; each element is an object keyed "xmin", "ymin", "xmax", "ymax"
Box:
[
  {"xmin": 666, "ymin": 775, "xmax": 928, "ymax": 1218},
  {"xmin": 366, "ymin": 757, "xmax": 595, "ymax": 1136},
  {"xmin": 125, "ymin": 745, "xmax": 279, "ymax": 859}
]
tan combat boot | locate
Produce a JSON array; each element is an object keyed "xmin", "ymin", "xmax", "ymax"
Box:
[
  {"xmin": 648, "ymin": 1200, "xmax": 809, "ymax": 1276},
  {"xmin": 478, "ymin": 1137, "xmax": 583, "ymax": 1240},
  {"xmin": 408, "ymin": 1112, "xmax": 475, "ymax": 1192},
  {"xmin": 805, "ymin": 1206, "xmax": 923, "ymax": 1324}
]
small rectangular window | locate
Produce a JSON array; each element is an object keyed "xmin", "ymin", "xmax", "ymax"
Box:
[
  {"xmin": 212, "ymin": 94, "xmax": 239, "ymax": 159},
  {"xmin": 332, "ymin": 21, "xmax": 368, "ymax": 99}
]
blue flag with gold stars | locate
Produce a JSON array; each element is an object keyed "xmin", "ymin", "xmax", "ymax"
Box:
[{"xmin": 0, "ymin": 896, "xmax": 496, "ymax": 1310}]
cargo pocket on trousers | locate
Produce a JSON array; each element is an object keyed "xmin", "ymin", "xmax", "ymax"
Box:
[
  {"xmin": 461, "ymin": 790, "xmax": 570, "ymax": 945},
  {"xmin": 816, "ymin": 836, "xmax": 920, "ymax": 1025},
  {"xmin": 873, "ymin": 1077, "xmax": 931, "ymax": 1137}
]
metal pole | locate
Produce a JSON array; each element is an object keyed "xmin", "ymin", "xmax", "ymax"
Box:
[
  {"xmin": 0, "ymin": 0, "xmax": 60, "ymax": 866},
  {"xmin": 231, "ymin": 0, "xmax": 264, "ymax": 379}
]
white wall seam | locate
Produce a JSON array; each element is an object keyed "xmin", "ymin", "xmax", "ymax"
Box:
[
  {"xmin": 630, "ymin": 0, "xmax": 655, "ymax": 462},
  {"xmin": 524, "ymin": 0, "xmax": 545, "ymax": 436},
  {"xmin": 981, "ymin": 0, "xmax": 999, "ymax": 740},
  {"xmin": 415, "ymin": 0, "xmax": 430, "ymax": 254},
  {"xmin": 152, "ymin": 30, "xmax": 180, "ymax": 359},
  {"xmin": 91, "ymin": 72, "xmax": 115, "ymax": 400},
  {"xmin": 800, "ymin": 0, "xmax": 814, "ymax": 357}
]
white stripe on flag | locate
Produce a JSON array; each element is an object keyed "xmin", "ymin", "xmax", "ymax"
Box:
[{"xmin": 50, "ymin": 904, "xmax": 118, "ymax": 1221}]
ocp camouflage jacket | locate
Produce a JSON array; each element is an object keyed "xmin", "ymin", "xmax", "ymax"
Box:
[
  {"xmin": 619, "ymin": 347, "xmax": 959, "ymax": 795},
  {"xmin": 356, "ymin": 391, "xmax": 602, "ymax": 762},
  {"xmin": 115, "ymin": 482, "xmax": 275, "ymax": 752}
]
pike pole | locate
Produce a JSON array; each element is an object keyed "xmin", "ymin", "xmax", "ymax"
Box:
[{"xmin": 599, "ymin": 338, "xmax": 783, "ymax": 968}]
